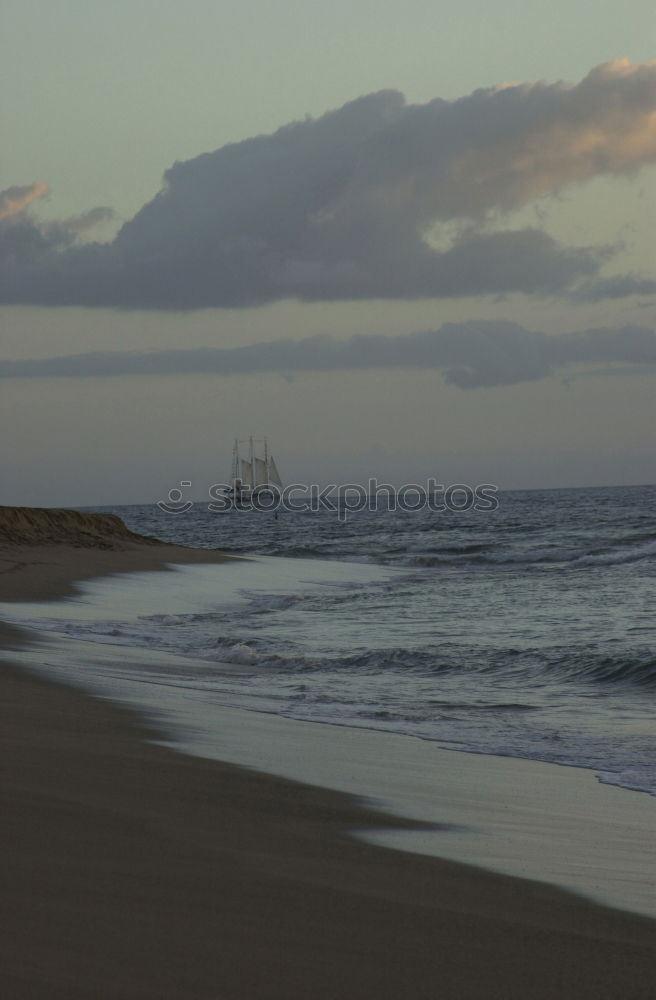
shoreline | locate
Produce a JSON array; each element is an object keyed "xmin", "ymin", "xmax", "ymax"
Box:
[
  {"xmin": 3, "ymin": 652, "xmax": 656, "ymax": 999},
  {"xmin": 1, "ymin": 518, "xmax": 655, "ymax": 997},
  {"xmin": 5, "ymin": 616, "xmax": 655, "ymax": 919}
]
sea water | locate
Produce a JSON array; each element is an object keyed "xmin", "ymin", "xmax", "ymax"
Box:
[{"xmin": 4, "ymin": 484, "xmax": 655, "ymax": 798}]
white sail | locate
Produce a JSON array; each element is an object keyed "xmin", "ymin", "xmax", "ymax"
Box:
[
  {"xmin": 240, "ymin": 458, "xmax": 253, "ymax": 487},
  {"xmin": 253, "ymin": 457, "xmax": 268, "ymax": 489},
  {"xmin": 229, "ymin": 438, "xmax": 282, "ymax": 501},
  {"xmin": 268, "ymin": 456, "xmax": 283, "ymax": 489}
]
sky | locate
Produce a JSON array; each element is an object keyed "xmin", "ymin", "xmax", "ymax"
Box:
[{"xmin": 1, "ymin": 0, "xmax": 655, "ymax": 505}]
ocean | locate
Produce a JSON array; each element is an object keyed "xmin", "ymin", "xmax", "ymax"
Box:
[{"xmin": 6, "ymin": 484, "xmax": 655, "ymax": 797}]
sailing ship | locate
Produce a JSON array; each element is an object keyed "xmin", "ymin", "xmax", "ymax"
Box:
[{"xmin": 226, "ymin": 436, "xmax": 283, "ymax": 508}]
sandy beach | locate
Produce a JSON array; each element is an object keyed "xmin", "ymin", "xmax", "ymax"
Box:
[
  {"xmin": 0, "ymin": 505, "xmax": 239, "ymax": 602},
  {"xmin": 1, "ymin": 508, "xmax": 655, "ymax": 999}
]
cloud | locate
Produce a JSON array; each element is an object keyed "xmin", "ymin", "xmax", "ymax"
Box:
[
  {"xmin": 1, "ymin": 321, "xmax": 654, "ymax": 388},
  {"xmin": 58, "ymin": 206, "xmax": 115, "ymax": 234},
  {"xmin": 0, "ymin": 184, "xmax": 113, "ymax": 275},
  {"xmin": 0, "ymin": 182, "xmax": 49, "ymax": 221},
  {"xmin": 2, "ymin": 59, "xmax": 656, "ymax": 308},
  {"xmin": 572, "ymin": 274, "xmax": 656, "ymax": 301}
]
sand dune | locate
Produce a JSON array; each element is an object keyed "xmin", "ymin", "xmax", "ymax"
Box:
[
  {"xmin": 0, "ymin": 505, "xmax": 233, "ymax": 601},
  {"xmin": 0, "ymin": 504, "xmax": 160, "ymax": 548}
]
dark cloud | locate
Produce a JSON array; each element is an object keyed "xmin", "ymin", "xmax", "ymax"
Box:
[
  {"xmin": 2, "ymin": 60, "xmax": 656, "ymax": 309},
  {"xmin": 2, "ymin": 321, "xmax": 654, "ymax": 388}
]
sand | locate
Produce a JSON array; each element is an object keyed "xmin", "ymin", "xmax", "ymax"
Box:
[
  {"xmin": 1, "ymin": 508, "xmax": 655, "ymax": 998},
  {"xmin": 0, "ymin": 505, "xmax": 238, "ymax": 601}
]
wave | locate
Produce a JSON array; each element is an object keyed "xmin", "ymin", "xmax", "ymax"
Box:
[
  {"xmin": 570, "ymin": 540, "xmax": 656, "ymax": 567},
  {"xmin": 397, "ymin": 537, "xmax": 656, "ymax": 569},
  {"xmin": 215, "ymin": 532, "xmax": 656, "ymax": 571},
  {"xmin": 8, "ymin": 601, "xmax": 655, "ymax": 694},
  {"xmin": 542, "ymin": 649, "xmax": 656, "ymax": 688},
  {"xmin": 200, "ymin": 636, "xmax": 656, "ymax": 691}
]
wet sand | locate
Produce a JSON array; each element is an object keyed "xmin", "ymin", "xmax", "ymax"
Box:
[{"xmin": 1, "ymin": 510, "xmax": 655, "ymax": 998}]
